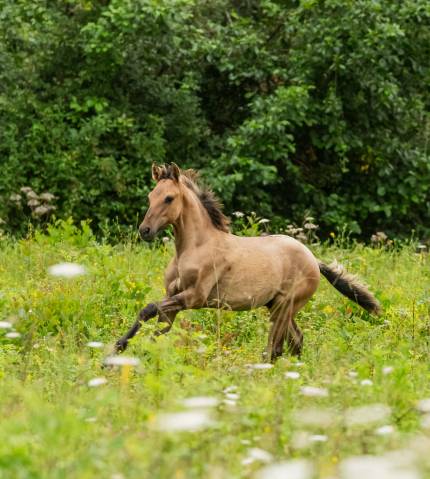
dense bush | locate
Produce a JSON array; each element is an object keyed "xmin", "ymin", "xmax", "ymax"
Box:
[{"xmin": 0, "ymin": 0, "xmax": 429, "ymax": 237}]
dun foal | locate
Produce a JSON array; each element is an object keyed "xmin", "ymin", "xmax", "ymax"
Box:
[{"xmin": 114, "ymin": 163, "xmax": 381, "ymax": 360}]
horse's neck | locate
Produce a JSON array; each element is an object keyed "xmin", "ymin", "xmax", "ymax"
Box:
[{"xmin": 173, "ymin": 189, "xmax": 214, "ymax": 256}]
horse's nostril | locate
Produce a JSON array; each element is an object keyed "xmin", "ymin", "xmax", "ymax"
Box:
[{"xmin": 140, "ymin": 226, "xmax": 151, "ymax": 238}]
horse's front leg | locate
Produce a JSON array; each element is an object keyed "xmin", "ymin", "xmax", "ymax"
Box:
[{"xmin": 114, "ymin": 287, "xmax": 206, "ymax": 353}]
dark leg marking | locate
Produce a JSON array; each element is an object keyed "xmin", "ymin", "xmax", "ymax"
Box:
[{"xmin": 115, "ymin": 303, "xmax": 158, "ymax": 352}]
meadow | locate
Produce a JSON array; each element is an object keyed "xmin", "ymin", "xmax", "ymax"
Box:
[{"xmin": 1, "ymin": 221, "xmax": 430, "ymax": 479}]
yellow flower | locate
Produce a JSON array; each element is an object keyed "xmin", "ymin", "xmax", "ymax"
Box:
[{"xmin": 329, "ymin": 232, "xmax": 336, "ymax": 238}]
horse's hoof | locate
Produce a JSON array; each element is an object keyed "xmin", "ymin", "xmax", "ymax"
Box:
[{"xmin": 114, "ymin": 338, "xmax": 128, "ymax": 353}]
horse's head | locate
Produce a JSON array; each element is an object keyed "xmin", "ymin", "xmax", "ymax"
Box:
[{"xmin": 139, "ymin": 163, "xmax": 183, "ymax": 241}]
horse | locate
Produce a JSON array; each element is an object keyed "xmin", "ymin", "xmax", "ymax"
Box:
[{"xmin": 113, "ymin": 163, "xmax": 381, "ymax": 361}]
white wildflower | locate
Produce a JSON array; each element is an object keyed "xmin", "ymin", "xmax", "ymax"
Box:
[
  {"xmin": 339, "ymin": 455, "xmax": 419, "ymax": 479},
  {"xmin": 310, "ymin": 434, "xmax": 328, "ymax": 442},
  {"xmin": 361, "ymin": 379, "xmax": 373, "ymax": 386},
  {"xmin": 223, "ymin": 385, "xmax": 237, "ymax": 394},
  {"xmin": 375, "ymin": 425, "xmax": 394, "ymax": 436},
  {"xmin": 223, "ymin": 399, "xmax": 237, "ymax": 408},
  {"xmin": 0, "ymin": 321, "xmax": 12, "ymax": 329},
  {"xmin": 382, "ymin": 366, "xmax": 394, "ymax": 375},
  {"xmin": 257, "ymin": 459, "xmax": 314, "ymax": 479},
  {"xmin": 246, "ymin": 363, "xmax": 274, "ymax": 370},
  {"xmin": 225, "ymin": 393, "xmax": 239, "ymax": 401},
  {"xmin": 181, "ymin": 396, "xmax": 219, "ymax": 409},
  {"xmin": 300, "ymin": 386, "xmax": 329, "ymax": 398},
  {"xmin": 258, "ymin": 218, "xmax": 270, "ymax": 224},
  {"xmin": 48, "ymin": 262, "xmax": 87, "ymax": 278},
  {"xmin": 293, "ymin": 407, "xmax": 336, "ymax": 427},
  {"xmin": 88, "ymin": 377, "xmax": 108, "ymax": 387},
  {"xmin": 345, "ymin": 404, "xmax": 391, "ymax": 427},
  {"xmin": 416, "ymin": 398, "xmax": 430, "ymax": 413},
  {"xmin": 421, "ymin": 414, "xmax": 430, "ymax": 429},
  {"xmin": 155, "ymin": 410, "xmax": 215, "ymax": 432},
  {"xmin": 348, "ymin": 370, "xmax": 358, "ymax": 378},
  {"xmin": 5, "ymin": 332, "xmax": 21, "ymax": 339},
  {"xmin": 103, "ymin": 356, "xmax": 140, "ymax": 367},
  {"xmin": 242, "ymin": 448, "xmax": 273, "ymax": 466},
  {"xmin": 285, "ymin": 371, "xmax": 300, "ymax": 379},
  {"xmin": 233, "ymin": 211, "xmax": 244, "ymax": 218},
  {"xmin": 87, "ymin": 341, "xmax": 104, "ymax": 349}
]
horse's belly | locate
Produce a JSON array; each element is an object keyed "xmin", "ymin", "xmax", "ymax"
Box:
[{"xmin": 206, "ymin": 271, "xmax": 278, "ymax": 311}]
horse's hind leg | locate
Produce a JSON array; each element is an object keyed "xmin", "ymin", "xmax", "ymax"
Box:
[
  {"xmin": 154, "ymin": 311, "xmax": 178, "ymax": 336},
  {"xmin": 267, "ymin": 299, "xmax": 305, "ymax": 361}
]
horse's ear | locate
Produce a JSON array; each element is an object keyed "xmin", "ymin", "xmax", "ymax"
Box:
[
  {"xmin": 152, "ymin": 163, "xmax": 162, "ymax": 182},
  {"xmin": 170, "ymin": 162, "xmax": 180, "ymax": 181}
]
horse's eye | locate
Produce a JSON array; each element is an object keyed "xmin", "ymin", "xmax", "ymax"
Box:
[{"xmin": 164, "ymin": 196, "xmax": 174, "ymax": 204}]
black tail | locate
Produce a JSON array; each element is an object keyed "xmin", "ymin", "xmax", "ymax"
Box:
[{"xmin": 319, "ymin": 261, "xmax": 381, "ymax": 315}]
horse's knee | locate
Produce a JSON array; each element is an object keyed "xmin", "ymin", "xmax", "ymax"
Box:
[{"xmin": 139, "ymin": 303, "xmax": 158, "ymax": 321}]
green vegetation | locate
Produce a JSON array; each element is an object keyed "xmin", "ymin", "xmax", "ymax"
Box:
[
  {"xmin": 1, "ymin": 224, "xmax": 430, "ymax": 478},
  {"xmin": 0, "ymin": 0, "xmax": 429, "ymax": 237}
]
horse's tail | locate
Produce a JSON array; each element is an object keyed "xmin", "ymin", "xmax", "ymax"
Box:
[{"xmin": 318, "ymin": 261, "xmax": 381, "ymax": 315}]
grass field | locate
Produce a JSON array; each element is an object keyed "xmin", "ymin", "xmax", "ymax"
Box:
[{"xmin": 1, "ymin": 222, "xmax": 430, "ymax": 478}]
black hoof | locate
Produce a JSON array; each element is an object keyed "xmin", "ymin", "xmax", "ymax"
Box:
[{"xmin": 115, "ymin": 338, "xmax": 128, "ymax": 353}]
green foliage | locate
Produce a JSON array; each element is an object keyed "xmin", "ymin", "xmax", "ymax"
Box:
[
  {"xmin": 1, "ymin": 227, "xmax": 430, "ymax": 477},
  {"xmin": 0, "ymin": 0, "xmax": 429, "ymax": 237}
]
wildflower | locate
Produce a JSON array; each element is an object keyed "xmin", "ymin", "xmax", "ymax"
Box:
[
  {"xmin": 27, "ymin": 199, "xmax": 40, "ymax": 208},
  {"xmin": 361, "ymin": 379, "xmax": 373, "ymax": 386},
  {"xmin": 20, "ymin": 186, "xmax": 33, "ymax": 194},
  {"xmin": 223, "ymin": 385, "xmax": 237, "ymax": 394},
  {"xmin": 339, "ymin": 455, "xmax": 419, "ymax": 479},
  {"xmin": 258, "ymin": 218, "xmax": 270, "ymax": 224},
  {"xmin": 103, "ymin": 356, "xmax": 140, "ymax": 367},
  {"xmin": 310, "ymin": 434, "xmax": 328, "ymax": 442},
  {"xmin": 225, "ymin": 393, "xmax": 239, "ymax": 401},
  {"xmin": 155, "ymin": 410, "xmax": 215, "ymax": 432},
  {"xmin": 257, "ymin": 459, "xmax": 314, "ymax": 479},
  {"xmin": 382, "ymin": 366, "xmax": 394, "ymax": 375},
  {"xmin": 162, "ymin": 236, "xmax": 170, "ymax": 244},
  {"xmin": 300, "ymin": 386, "xmax": 329, "ymax": 398},
  {"xmin": 420, "ymin": 414, "xmax": 430, "ymax": 429},
  {"xmin": 345, "ymin": 404, "xmax": 391, "ymax": 427},
  {"xmin": 9, "ymin": 193, "xmax": 21, "ymax": 203},
  {"xmin": 233, "ymin": 211, "xmax": 244, "ymax": 218},
  {"xmin": 304, "ymin": 222, "xmax": 318, "ymax": 230},
  {"xmin": 348, "ymin": 370, "xmax": 358, "ymax": 378},
  {"xmin": 285, "ymin": 371, "xmax": 300, "ymax": 379},
  {"xmin": 0, "ymin": 321, "xmax": 12, "ymax": 329},
  {"xmin": 26, "ymin": 190, "xmax": 39, "ymax": 200},
  {"xmin": 88, "ymin": 377, "xmax": 108, "ymax": 387},
  {"xmin": 242, "ymin": 448, "xmax": 273, "ymax": 466},
  {"xmin": 39, "ymin": 192, "xmax": 56, "ymax": 202},
  {"xmin": 87, "ymin": 341, "xmax": 104, "ymax": 349},
  {"xmin": 293, "ymin": 407, "xmax": 335, "ymax": 427},
  {"xmin": 416, "ymin": 398, "xmax": 430, "ymax": 413},
  {"xmin": 181, "ymin": 396, "xmax": 219, "ymax": 409},
  {"xmin": 246, "ymin": 363, "xmax": 274, "ymax": 370},
  {"xmin": 375, "ymin": 425, "xmax": 394, "ymax": 436},
  {"xmin": 33, "ymin": 205, "xmax": 50, "ymax": 217},
  {"xmin": 48, "ymin": 262, "xmax": 87, "ymax": 278},
  {"xmin": 5, "ymin": 332, "xmax": 21, "ymax": 339}
]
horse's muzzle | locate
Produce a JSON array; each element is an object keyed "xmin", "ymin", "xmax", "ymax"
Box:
[{"xmin": 139, "ymin": 226, "xmax": 154, "ymax": 241}]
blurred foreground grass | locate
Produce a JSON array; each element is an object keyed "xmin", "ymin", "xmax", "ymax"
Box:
[{"xmin": 0, "ymin": 223, "xmax": 430, "ymax": 478}]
